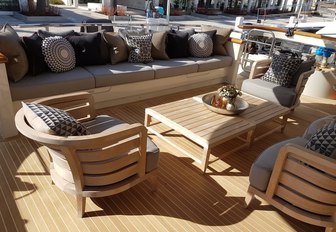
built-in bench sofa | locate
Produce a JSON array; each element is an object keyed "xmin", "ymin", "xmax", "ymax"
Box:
[{"xmin": 0, "ymin": 24, "xmax": 243, "ymax": 139}]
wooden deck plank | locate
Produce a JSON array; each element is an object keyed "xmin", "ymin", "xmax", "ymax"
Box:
[{"xmin": 0, "ymin": 84, "xmax": 332, "ymax": 231}]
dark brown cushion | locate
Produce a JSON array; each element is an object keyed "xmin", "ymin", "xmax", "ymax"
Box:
[
  {"xmin": 151, "ymin": 31, "xmax": 169, "ymax": 60},
  {"xmin": 103, "ymin": 32, "xmax": 129, "ymax": 64},
  {"xmin": 166, "ymin": 30, "xmax": 189, "ymax": 58},
  {"xmin": 0, "ymin": 24, "xmax": 29, "ymax": 82},
  {"xmin": 202, "ymin": 25, "xmax": 232, "ymax": 55}
]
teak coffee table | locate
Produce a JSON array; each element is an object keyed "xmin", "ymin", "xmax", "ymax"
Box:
[{"xmin": 145, "ymin": 92, "xmax": 290, "ymax": 172}]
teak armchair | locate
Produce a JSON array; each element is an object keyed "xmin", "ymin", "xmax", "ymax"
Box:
[
  {"xmin": 15, "ymin": 92, "xmax": 159, "ymax": 217},
  {"xmin": 241, "ymin": 58, "xmax": 315, "ymax": 108},
  {"xmin": 245, "ymin": 116, "xmax": 336, "ymax": 231}
]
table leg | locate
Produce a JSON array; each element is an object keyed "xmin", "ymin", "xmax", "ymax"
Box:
[
  {"xmin": 144, "ymin": 113, "xmax": 152, "ymax": 127},
  {"xmin": 201, "ymin": 146, "xmax": 211, "ymax": 173},
  {"xmin": 246, "ymin": 128, "xmax": 256, "ymax": 148},
  {"xmin": 280, "ymin": 114, "xmax": 289, "ymax": 133}
]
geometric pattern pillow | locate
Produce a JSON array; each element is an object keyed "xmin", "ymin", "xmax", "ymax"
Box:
[
  {"xmin": 41, "ymin": 36, "xmax": 76, "ymax": 73},
  {"xmin": 126, "ymin": 34, "xmax": 153, "ymax": 63},
  {"xmin": 22, "ymin": 102, "xmax": 90, "ymax": 136},
  {"xmin": 261, "ymin": 51, "xmax": 302, "ymax": 87},
  {"xmin": 305, "ymin": 120, "xmax": 336, "ymax": 157},
  {"xmin": 188, "ymin": 33, "xmax": 213, "ymax": 58}
]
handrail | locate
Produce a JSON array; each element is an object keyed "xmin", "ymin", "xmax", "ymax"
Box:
[
  {"xmin": 238, "ymin": 24, "xmax": 336, "ymax": 43},
  {"xmin": 0, "ymin": 53, "xmax": 8, "ymax": 64}
]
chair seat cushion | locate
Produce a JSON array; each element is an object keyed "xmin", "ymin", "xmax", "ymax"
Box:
[
  {"xmin": 241, "ymin": 79, "xmax": 296, "ymax": 107},
  {"xmin": 249, "ymin": 137, "xmax": 308, "ymax": 192},
  {"xmin": 83, "ymin": 115, "xmax": 159, "ymax": 173}
]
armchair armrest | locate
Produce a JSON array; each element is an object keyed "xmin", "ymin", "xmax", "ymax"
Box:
[
  {"xmin": 33, "ymin": 92, "xmax": 97, "ymax": 122},
  {"xmin": 248, "ymin": 58, "xmax": 272, "ymax": 79}
]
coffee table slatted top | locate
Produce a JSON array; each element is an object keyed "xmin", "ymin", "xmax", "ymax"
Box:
[
  {"xmin": 239, "ymin": 94, "xmax": 290, "ymax": 124},
  {"xmin": 146, "ymin": 97, "xmax": 255, "ymax": 148}
]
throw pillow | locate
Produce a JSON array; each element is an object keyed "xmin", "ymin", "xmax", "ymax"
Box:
[
  {"xmin": 66, "ymin": 32, "xmax": 106, "ymax": 66},
  {"xmin": 126, "ymin": 34, "xmax": 153, "ymax": 63},
  {"xmin": 77, "ymin": 31, "xmax": 110, "ymax": 63},
  {"xmin": 0, "ymin": 24, "xmax": 29, "ymax": 82},
  {"xmin": 261, "ymin": 51, "xmax": 302, "ymax": 87},
  {"xmin": 118, "ymin": 28, "xmax": 147, "ymax": 40},
  {"xmin": 103, "ymin": 32, "xmax": 128, "ymax": 64},
  {"xmin": 305, "ymin": 120, "xmax": 336, "ymax": 157},
  {"xmin": 291, "ymin": 58, "xmax": 316, "ymax": 86},
  {"xmin": 22, "ymin": 32, "xmax": 50, "ymax": 76},
  {"xmin": 41, "ymin": 36, "xmax": 76, "ymax": 73},
  {"xmin": 188, "ymin": 33, "xmax": 213, "ymax": 58},
  {"xmin": 151, "ymin": 31, "xmax": 169, "ymax": 60},
  {"xmin": 22, "ymin": 102, "xmax": 90, "ymax": 136},
  {"xmin": 37, "ymin": 29, "xmax": 76, "ymax": 39},
  {"xmin": 166, "ymin": 30, "xmax": 189, "ymax": 58},
  {"xmin": 202, "ymin": 25, "xmax": 232, "ymax": 55}
]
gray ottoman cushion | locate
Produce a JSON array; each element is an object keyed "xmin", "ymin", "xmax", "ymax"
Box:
[
  {"xmin": 83, "ymin": 115, "xmax": 159, "ymax": 172},
  {"xmin": 249, "ymin": 137, "xmax": 307, "ymax": 192},
  {"xmin": 241, "ymin": 79, "xmax": 296, "ymax": 107}
]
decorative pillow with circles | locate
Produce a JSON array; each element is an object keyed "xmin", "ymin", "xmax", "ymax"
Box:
[
  {"xmin": 126, "ymin": 34, "xmax": 153, "ymax": 63},
  {"xmin": 41, "ymin": 36, "xmax": 76, "ymax": 73},
  {"xmin": 261, "ymin": 50, "xmax": 302, "ymax": 87},
  {"xmin": 188, "ymin": 33, "xmax": 213, "ymax": 58}
]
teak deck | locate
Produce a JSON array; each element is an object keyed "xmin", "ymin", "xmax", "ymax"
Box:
[
  {"xmin": 0, "ymin": 84, "xmax": 334, "ymax": 232},
  {"xmin": 145, "ymin": 92, "xmax": 290, "ymax": 172}
]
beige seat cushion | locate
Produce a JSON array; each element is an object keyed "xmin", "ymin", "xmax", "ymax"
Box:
[
  {"xmin": 85, "ymin": 63, "xmax": 155, "ymax": 87},
  {"xmin": 0, "ymin": 24, "xmax": 29, "ymax": 82},
  {"xmin": 10, "ymin": 67, "xmax": 95, "ymax": 100},
  {"xmin": 189, "ymin": 55, "xmax": 233, "ymax": 72},
  {"xmin": 150, "ymin": 58, "xmax": 198, "ymax": 79}
]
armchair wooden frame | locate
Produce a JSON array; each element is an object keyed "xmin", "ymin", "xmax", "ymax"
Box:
[
  {"xmin": 15, "ymin": 92, "xmax": 158, "ymax": 217},
  {"xmin": 245, "ymin": 144, "xmax": 336, "ymax": 232},
  {"xmin": 248, "ymin": 58, "xmax": 315, "ymax": 109}
]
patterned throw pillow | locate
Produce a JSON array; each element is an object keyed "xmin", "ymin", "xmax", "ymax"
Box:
[
  {"xmin": 126, "ymin": 34, "xmax": 153, "ymax": 63},
  {"xmin": 261, "ymin": 51, "xmax": 302, "ymax": 87},
  {"xmin": 22, "ymin": 102, "xmax": 90, "ymax": 136},
  {"xmin": 305, "ymin": 120, "xmax": 336, "ymax": 157},
  {"xmin": 42, "ymin": 36, "xmax": 76, "ymax": 73},
  {"xmin": 188, "ymin": 33, "xmax": 213, "ymax": 58}
]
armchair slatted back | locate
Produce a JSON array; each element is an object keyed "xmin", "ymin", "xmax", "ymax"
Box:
[{"xmin": 266, "ymin": 144, "xmax": 336, "ymax": 229}]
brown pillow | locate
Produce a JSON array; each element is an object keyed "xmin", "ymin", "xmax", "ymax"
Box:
[
  {"xmin": 103, "ymin": 32, "xmax": 128, "ymax": 64},
  {"xmin": 151, "ymin": 31, "xmax": 169, "ymax": 60},
  {"xmin": 201, "ymin": 25, "xmax": 232, "ymax": 56},
  {"xmin": 0, "ymin": 24, "xmax": 28, "ymax": 82}
]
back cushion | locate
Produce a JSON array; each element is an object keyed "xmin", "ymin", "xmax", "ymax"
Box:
[
  {"xmin": 0, "ymin": 24, "xmax": 29, "ymax": 82},
  {"xmin": 291, "ymin": 59, "xmax": 316, "ymax": 86},
  {"xmin": 66, "ymin": 33, "xmax": 106, "ymax": 66},
  {"xmin": 166, "ymin": 30, "xmax": 189, "ymax": 58}
]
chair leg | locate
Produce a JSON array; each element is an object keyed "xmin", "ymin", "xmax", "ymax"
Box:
[
  {"xmin": 244, "ymin": 189, "xmax": 255, "ymax": 208},
  {"xmin": 76, "ymin": 196, "xmax": 86, "ymax": 218},
  {"xmin": 325, "ymin": 227, "xmax": 335, "ymax": 232},
  {"xmin": 148, "ymin": 175, "xmax": 158, "ymax": 192}
]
